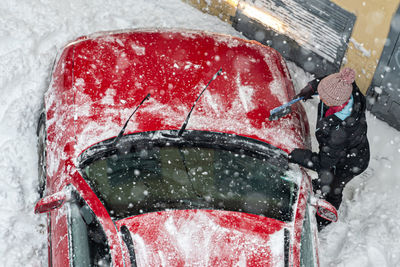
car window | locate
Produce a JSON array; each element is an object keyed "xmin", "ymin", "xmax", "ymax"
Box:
[
  {"xmin": 69, "ymin": 191, "xmax": 112, "ymax": 267},
  {"xmin": 300, "ymin": 197, "xmax": 315, "ymax": 267},
  {"xmin": 81, "ymin": 137, "xmax": 298, "ymax": 222}
]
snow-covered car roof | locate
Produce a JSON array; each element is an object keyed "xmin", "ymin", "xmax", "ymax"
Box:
[{"xmin": 48, "ymin": 29, "xmax": 309, "ymax": 159}]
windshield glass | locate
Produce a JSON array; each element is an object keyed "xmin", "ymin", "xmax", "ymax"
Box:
[{"xmin": 80, "ymin": 132, "xmax": 298, "ymax": 222}]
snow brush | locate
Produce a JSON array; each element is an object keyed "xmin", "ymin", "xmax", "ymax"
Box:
[{"xmin": 268, "ymin": 97, "xmax": 304, "ymax": 121}]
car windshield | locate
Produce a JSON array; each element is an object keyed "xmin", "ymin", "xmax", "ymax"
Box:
[{"xmin": 80, "ymin": 131, "xmax": 298, "ymax": 222}]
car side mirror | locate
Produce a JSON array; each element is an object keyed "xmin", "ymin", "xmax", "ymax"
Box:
[
  {"xmin": 310, "ymin": 196, "xmax": 338, "ymax": 222},
  {"xmin": 34, "ymin": 190, "xmax": 69, "ymax": 214}
]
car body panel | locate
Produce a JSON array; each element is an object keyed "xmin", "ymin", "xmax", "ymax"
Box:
[
  {"xmin": 39, "ymin": 29, "xmax": 317, "ymax": 266},
  {"xmin": 62, "ymin": 29, "xmax": 309, "ymax": 160},
  {"xmin": 116, "ymin": 209, "xmax": 287, "ymax": 266},
  {"xmin": 50, "ymin": 209, "xmax": 70, "ymax": 267},
  {"xmin": 68, "ymin": 171, "xmax": 125, "ymax": 267},
  {"xmin": 45, "ymin": 45, "xmax": 76, "ymax": 189},
  {"xmin": 292, "ymin": 172, "xmax": 309, "ymax": 266}
]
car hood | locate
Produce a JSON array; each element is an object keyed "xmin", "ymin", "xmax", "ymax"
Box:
[
  {"xmin": 115, "ymin": 209, "xmax": 288, "ymax": 267},
  {"xmin": 68, "ymin": 29, "xmax": 309, "ymax": 157}
]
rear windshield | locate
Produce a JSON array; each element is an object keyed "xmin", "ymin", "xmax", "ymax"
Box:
[{"xmin": 80, "ymin": 132, "xmax": 298, "ymax": 222}]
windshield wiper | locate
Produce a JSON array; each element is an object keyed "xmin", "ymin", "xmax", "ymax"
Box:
[
  {"xmin": 120, "ymin": 225, "xmax": 137, "ymax": 267},
  {"xmin": 178, "ymin": 68, "xmax": 222, "ymax": 136},
  {"xmin": 78, "ymin": 93, "xmax": 151, "ymax": 168},
  {"xmin": 114, "ymin": 93, "xmax": 151, "ymax": 145}
]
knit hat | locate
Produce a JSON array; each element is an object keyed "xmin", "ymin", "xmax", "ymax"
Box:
[{"xmin": 317, "ymin": 67, "xmax": 355, "ymax": 106}]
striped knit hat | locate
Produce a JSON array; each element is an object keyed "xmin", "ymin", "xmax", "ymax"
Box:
[{"xmin": 317, "ymin": 68, "xmax": 355, "ymax": 106}]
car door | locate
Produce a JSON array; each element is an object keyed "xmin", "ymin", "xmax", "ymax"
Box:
[
  {"xmin": 300, "ymin": 194, "xmax": 318, "ymax": 267},
  {"xmin": 49, "ymin": 205, "xmax": 70, "ymax": 267},
  {"xmin": 67, "ymin": 190, "xmax": 112, "ymax": 267}
]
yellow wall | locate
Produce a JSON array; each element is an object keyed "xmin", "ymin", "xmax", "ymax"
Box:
[
  {"xmin": 182, "ymin": 0, "xmax": 237, "ymax": 23},
  {"xmin": 332, "ymin": 0, "xmax": 399, "ymax": 93}
]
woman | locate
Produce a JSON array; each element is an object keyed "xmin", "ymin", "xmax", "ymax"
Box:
[{"xmin": 289, "ymin": 68, "xmax": 370, "ymax": 227}]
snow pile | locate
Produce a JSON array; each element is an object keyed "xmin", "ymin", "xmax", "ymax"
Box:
[{"xmin": 0, "ymin": 0, "xmax": 399, "ymax": 266}]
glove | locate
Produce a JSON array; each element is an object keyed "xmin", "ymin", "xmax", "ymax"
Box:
[
  {"xmin": 296, "ymin": 83, "xmax": 315, "ymax": 101},
  {"xmin": 288, "ymin": 148, "xmax": 313, "ymax": 167},
  {"xmin": 288, "ymin": 148, "xmax": 320, "ymax": 171}
]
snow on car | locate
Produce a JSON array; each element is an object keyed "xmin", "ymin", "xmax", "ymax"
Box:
[{"xmin": 34, "ymin": 29, "xmax": 337, "ymax": 266}]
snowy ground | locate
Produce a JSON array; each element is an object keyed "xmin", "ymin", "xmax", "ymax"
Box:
[{"xmin": 0, "ymin": 1, "xmax": 399, "ymax": 266}]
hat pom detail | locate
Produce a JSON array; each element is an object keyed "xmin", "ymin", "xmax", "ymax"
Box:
[{"xmin": 340, "ymin": 67, "xmax": 355, "ymax": 85}]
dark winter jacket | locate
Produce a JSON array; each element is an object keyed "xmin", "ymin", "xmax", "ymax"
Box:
[{"xmin": 291, "ymin": 78, "xmax": 370, "ymax": 179}]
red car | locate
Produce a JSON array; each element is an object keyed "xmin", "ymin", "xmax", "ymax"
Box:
[{"xmin": 35, "ymin": 29, "xmax": 337, "ymax": 267}]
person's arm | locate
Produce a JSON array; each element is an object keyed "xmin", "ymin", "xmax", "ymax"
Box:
[
  {"xmin": 288, "ymin": 148, "xmax": 320, "ymax": 172},
  {"xmin": 295, "ymin": 77, "xmax": 323, "ymax": 101},
  {"xmin": 288, "ymin": 145, "xmax": 341, "ymax": 173}
]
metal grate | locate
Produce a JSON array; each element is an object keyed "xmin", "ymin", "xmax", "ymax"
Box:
[{"xmin": 232, "ymin": 0, "xmax": 356, "ymax": 77}]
